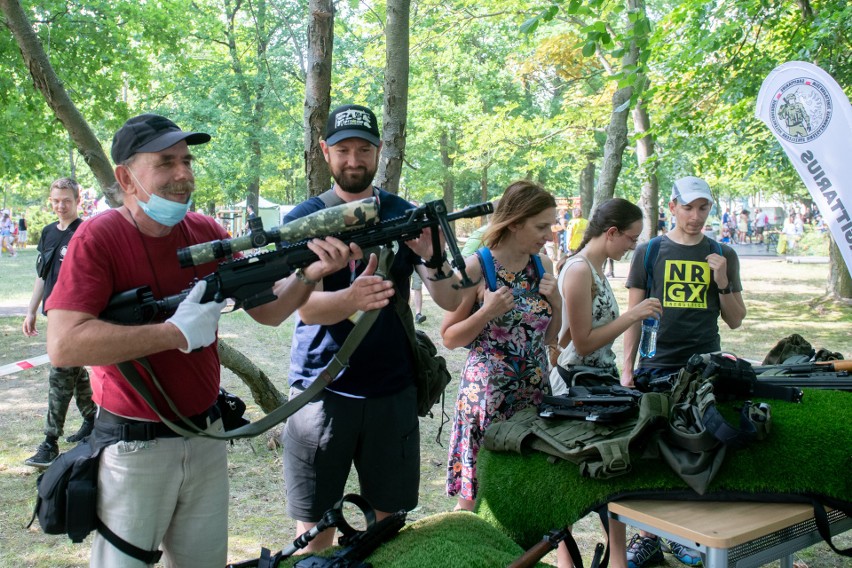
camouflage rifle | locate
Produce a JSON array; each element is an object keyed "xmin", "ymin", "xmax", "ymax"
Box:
[{"xmin": 101, "ymin": 198, "xmax": 492, "ymax": 324}]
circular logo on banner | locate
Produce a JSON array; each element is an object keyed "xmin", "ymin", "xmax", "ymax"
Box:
[{"xmin": 769, "ymin": 77, "xmax": 833, "ymax": 144}]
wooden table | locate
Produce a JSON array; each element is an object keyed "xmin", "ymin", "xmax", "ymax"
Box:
[{"xmin": 608, "ymin": 500, "xmax": 851, "ymax": 568}]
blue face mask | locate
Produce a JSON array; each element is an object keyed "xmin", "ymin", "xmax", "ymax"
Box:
[{"xmin": 128, "ymin": 169, "xmax": 192, "ymax": 227}]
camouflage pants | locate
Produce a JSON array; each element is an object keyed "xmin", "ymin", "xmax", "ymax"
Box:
[{"xmin": 45, "ymin": 366, "xmax": 96, "ymax": 439}]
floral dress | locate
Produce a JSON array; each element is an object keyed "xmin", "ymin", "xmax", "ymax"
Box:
[{"xmin": 446, "ymin": 255, "xmax": 552, "ymax": 501}]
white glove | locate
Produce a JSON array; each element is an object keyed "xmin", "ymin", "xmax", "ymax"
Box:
[{"xmin": 166, "ymin": 280, "xmax": 226, "ymax": 353}]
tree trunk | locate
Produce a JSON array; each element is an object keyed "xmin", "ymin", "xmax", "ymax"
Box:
[
  {"xmin": 439, "ymin": 129, "xmax": 455, "ymax": 214},
  {"xmin": 593, "ymin": 0, "xmax": 641, "ymax": 212},
  {"xmin": 633, "ymin": 78, "xmax": 658, "ymax": 242},
  {"xmin": 223, "ymin": 0, "xmax": 269, "ymax": 212},
  {"xmin": 375, "ymin": 0, "xmax": 410, "ymax": 194},
  {"xmin": 481, "ymin": 166, "xmax": 489, "ymax": 205},
  {"xmin": 579, "ymin": 154, "xmax": 596, "ymax": 217},
  {"xmin": 304, "ymin": 0, "xmax": 334, "ymax": 198},
  {"xmin": 218, "ymin": 340, "xmax": 286, "ymax": 412},
  {"xmin": 828, "ymin": 239, "xmax": 852, "ymax": 299},
  {"xmin": 1, "ymin": 0, "xmax": 115, "ymax": 192}
]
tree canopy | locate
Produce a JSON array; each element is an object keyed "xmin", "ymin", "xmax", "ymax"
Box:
[{"xmin": 2, "ymin": 0, "xmax": 851, "ymax": 212}]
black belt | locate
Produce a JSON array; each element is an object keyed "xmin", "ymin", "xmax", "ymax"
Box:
[{"xmin": 95, "ymin": 405, "xmax": 221, "ymax": 441}]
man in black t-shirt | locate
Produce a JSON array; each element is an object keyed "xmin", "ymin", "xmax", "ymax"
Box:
[
  {"xmin": 22, "ymin": 178, "xmax": 96, "ymax": 468},
  {"xmin": 619, "ymin": 176, "xmax": 747, "ymax": 568},
  {"xmin": 280, "ymin": 104, "xmax": 465, "ymax": 554}
]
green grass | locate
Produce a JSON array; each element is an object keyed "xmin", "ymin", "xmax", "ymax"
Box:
[{"xmin": 0, "ymin": 253, "xmax": 850, "ymax": 566}]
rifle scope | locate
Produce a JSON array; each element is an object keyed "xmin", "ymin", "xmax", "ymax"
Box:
[{"xmin": 177, "ymin": 197, "xmax": 379, "ymax": 268}]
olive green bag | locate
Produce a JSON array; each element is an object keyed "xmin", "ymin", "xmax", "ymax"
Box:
[{"xmin": 392, "ymin": 289, "xmax": 452, "ymax": 418}]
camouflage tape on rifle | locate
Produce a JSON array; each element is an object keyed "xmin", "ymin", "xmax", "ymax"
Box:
[{"xmin": 182, "ymin": 197, "xmax": 379, "ymax": 266}]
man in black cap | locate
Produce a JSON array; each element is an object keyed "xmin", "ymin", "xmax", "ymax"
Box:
[
  {"xmin": 279, "ymin": 104, "xmax": 465, "ymax": 554},
  {"xmin": 46, "ymin": 113, "xmax": 356, "ymax": 566}
]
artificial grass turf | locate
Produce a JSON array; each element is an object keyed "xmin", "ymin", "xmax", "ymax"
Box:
[{"xmin": 476, "ymin": 388, "xmax": 852, "ymax": 548}]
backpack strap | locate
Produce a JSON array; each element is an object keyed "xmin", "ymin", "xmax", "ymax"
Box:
[
  {"xmin": 318, "ymin": 189, "xmax": 345, "ymax": 208},
  {"xmin": 532, "ymin": 254, "xmax": 545, "ymax": 281},
  {"xmin": 476, "ymin": 247, "xmax": 498, "ymax": 292},
  {"xmin": 709, "ymin": 237, "xmax": 723, "ymax": 256},
  {"xmin": 477, "ymin": 247, "xmax": 545, "ymax": 292},
  {"xmin": 642, "ymin": 236, "xmax": 662, "ymax": 298}
]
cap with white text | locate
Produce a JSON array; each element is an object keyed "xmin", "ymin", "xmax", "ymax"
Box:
[{"xmin": 325, "ymin": 104, "xmax": 380, "ymax": 147}]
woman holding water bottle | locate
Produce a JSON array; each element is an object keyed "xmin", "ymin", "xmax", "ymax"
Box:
[
  {"xmin": 549, "ymin": 198, "xmax": 661, "ymax": 395},
  {"xmin": 548, "ymin": 198, "xmax": 661, "ymax": 568}
]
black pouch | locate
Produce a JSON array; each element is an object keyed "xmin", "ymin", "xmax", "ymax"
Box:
[
  {"xmin": 36, "ymin": 248, "xmax": 56, "ymax": 279},
  {"xmin": 30, "ymin": 441, "xmax": 100, "ymax": 542},
  {"xmin": 217, "ymin": 388, "xmax": 249, "ymax": 431}
]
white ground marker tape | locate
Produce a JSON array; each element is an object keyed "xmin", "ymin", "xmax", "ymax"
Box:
[{"xmin": 0, "ymin": 353, "xmax": 51, "ymax": 377}]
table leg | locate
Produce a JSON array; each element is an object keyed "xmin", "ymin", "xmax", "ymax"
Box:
[{"xmin": 705, "ymin": 546, "xmax": 728, "ymax": 568}]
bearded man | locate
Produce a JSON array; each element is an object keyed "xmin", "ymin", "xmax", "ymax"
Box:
[{"xmin": 279, "ymin": 104, "xmax": 465, "ymax": 553}]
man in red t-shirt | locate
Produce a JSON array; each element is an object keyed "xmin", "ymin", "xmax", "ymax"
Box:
[{"xmin": 46, "ymin": 114, "xmax": 356, "ymax": 567}]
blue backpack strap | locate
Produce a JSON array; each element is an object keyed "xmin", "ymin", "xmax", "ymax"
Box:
[
  {"xmin": 643, "ymin": 236, "xmax": 662, "ymax": 298},
  {"xmin": 476, "ymin": 247, "xmax": 498, "ymax": 292},
  {"xmin": 531, "ymin": 254, "xmax": 545, "ymax": 281},
  {"xmin": 478, "ymin": 249, "xmax": 545, "ymax": 292},
  {"xmin": 711, "ymin": 238, "xmax": 723, "ymax": 256}
]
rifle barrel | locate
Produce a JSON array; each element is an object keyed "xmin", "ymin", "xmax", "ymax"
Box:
[
  {"xmin": 756, "ymin": 374, "xmax": 852, "ymax": 391},
  {"xmin": 753, "ymin": 360, "xmax": 852, "ymax": 374},
  {"xmin": 508, "ymin": 539, "xmax": 558, "ymax": 568}
]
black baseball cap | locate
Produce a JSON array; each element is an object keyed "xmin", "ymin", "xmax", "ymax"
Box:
[
  {"xmin": 324, "ymin": 104, "xmax": 380, "ymax": 147},
  {"xmin": 111, "ymin": 114, "xmax": 211, "ymax": 164}
]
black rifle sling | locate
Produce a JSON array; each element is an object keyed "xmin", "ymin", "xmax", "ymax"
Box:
[{"xmin": 115, "ymin": 246, "xmax": 395, "ymax": 441}]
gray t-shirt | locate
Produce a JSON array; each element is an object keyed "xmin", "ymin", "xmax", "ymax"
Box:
[{"xmin": 625, "ymin": 236, "xmax": 742, "ymax": 370}]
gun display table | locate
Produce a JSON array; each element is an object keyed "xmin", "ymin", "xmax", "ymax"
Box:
[{"xmin": 608, "ymin": 500, "xmax": 851, "ymax": 568}]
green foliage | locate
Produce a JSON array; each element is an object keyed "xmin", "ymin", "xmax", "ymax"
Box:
[
  {"xmin": 2, "ymin": 0, "xmax": 851, "ymax": 212},
  {"xmin": 23, "ymin": 205, "xmax": 55, "ymax": 247}
]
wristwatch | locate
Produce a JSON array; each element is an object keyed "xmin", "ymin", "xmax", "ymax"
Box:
[
  {"xmin": 295, "ymin": 268, "xmax": 320, "ymax": 286},
  {"xmin": 718, "ymin": 284, "xmax": 733, "ymax": 295}
]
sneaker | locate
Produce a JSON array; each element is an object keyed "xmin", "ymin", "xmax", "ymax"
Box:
[
  {"xmin": 664, "ymin": 539, "xmax": 703, "ymax": 566},
  {"xmin": 415, "ymin": 313, "xmax": 427, "ymax": 324},
  {"xmin": 626, "ymin": 534, "xmax": 664, "ymax": 568},
  {"xmin": 66, "ymin": 417, "xmax": 95, "ymax": 443},
  {"xmin": 24, "ymin": 440, "xmax": 59, "ymax": 468}
]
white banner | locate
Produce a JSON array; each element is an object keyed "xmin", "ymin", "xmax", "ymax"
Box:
[{"xmin": 755, "ymin": 61, "xmax": 852, "ymax": 273}]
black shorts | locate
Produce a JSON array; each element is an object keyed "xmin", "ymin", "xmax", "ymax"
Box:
[{"xmin": 283, "ymin": 384, "xmax": 420, "ymax": 520}]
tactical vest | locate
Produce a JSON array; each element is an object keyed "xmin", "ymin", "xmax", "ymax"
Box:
[
  {"xmin": 484, "ymin": 393, "xmax": 671, "ymax": 480},
  {"xmin": 485, "ymin": 354, "xmax": 776, "ymax": 492}
]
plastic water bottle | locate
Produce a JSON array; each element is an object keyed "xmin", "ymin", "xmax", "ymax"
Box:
[{"xmin": 639, "ymin": 318, "xmax": 659, "ymax": 358}]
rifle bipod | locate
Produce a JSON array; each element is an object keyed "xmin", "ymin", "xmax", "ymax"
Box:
[{"xmin": 227, "ymin": 494, "xmax": 405, "ymax": 568}]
